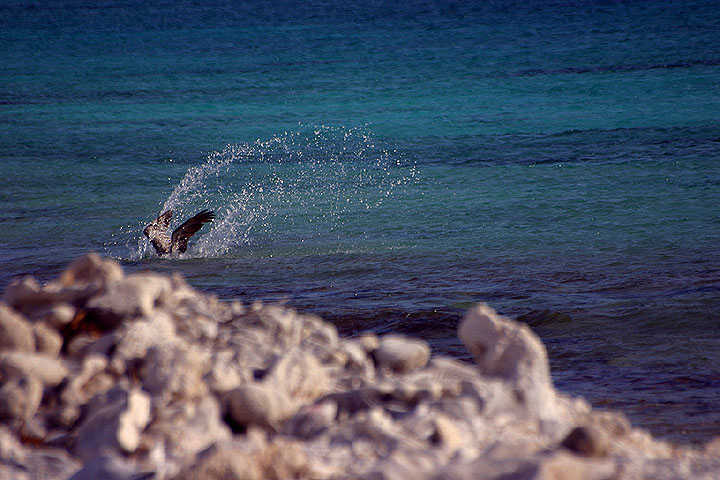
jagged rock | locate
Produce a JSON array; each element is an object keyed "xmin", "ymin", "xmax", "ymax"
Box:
[
  {"xmin": 0, "ymin": 303, "xmax": 36, "ymax": 352},
  {"xmin": 373, "ymin": 336, "xmax": 430, "ymax": 373},
  {"xmin": 74, "ymin": 386, "xmax": 151, "ymax": 461},
  {"xmin": 458, "ymin": 303, "xmax": 556, "ymax": 418},
  {"xmin": 0, "ymin": 351, "xmax": 68, "ymax": 387},
  {"xmin": 86, "ymin": 273, "xmax": 172, "ymax": 327},
  {"xmin": 33, "ymin": 321, "xmax": 63, "ymax": 356},
  {"xmin": 560, "ymin": 426, "xmax": 609, "ymax": 457},
  {"xmin": 0, "ymin": 377, "xmax": 43, "ymax": 423}
]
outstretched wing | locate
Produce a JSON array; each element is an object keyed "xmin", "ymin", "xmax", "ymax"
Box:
[
  {"xmin": 171, "ymin": 209, "xmax": 215, "ymax": 253},
  {"xmin": 143, "ymin": 210, "xmax": 173, "ymax": 254}
]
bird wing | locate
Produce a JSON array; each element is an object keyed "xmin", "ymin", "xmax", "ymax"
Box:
[
  {"xmin": 171, "ymin": 209, "xmax": 215, "ymax": 253},
  {"xmin": 144, "ymin": 210, "xmax": 173, "ymax": 254}
]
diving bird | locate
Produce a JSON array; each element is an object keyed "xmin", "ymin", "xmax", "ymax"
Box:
[{"xmin": 143, "ymin": 209, "xmax": 215, "ymax": 255}]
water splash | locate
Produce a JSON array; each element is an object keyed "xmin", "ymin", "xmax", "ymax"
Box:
[{"xmin": 124, "ymin": 125, "xmax": 418, "ymax": 259}]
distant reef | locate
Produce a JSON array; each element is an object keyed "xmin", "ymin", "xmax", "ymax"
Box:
[{"xmin": 0, "ymin": 253, "xmax": 718, "ymax": 479}]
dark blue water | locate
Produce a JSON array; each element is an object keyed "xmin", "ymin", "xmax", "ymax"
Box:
[{"xmin": 2, "ymin": 0, "xmax": 719, "ymax": 443}]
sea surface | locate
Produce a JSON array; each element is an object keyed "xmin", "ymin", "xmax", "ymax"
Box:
[{"xmin": 2, "ymin": 0, "xmax": 719, "ymax": 444}]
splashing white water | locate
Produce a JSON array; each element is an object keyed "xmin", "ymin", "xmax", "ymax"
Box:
[{"xmin": 124, "ymin": 125, "xmax": 418, "ymax": 259}]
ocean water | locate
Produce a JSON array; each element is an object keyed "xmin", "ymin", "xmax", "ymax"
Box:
[{"xmin": 2, "ymin": 0, "xmax": 719, "ymax": 443}]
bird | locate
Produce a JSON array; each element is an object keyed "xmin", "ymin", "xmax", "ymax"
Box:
[{"xmin": 143, "ymin": 209, "xmax": 215, "ymax": 255}]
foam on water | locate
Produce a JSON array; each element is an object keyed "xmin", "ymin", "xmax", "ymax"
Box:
[{"xmin": 118, "ymin": 125, "xmax": 418, "ymax": 259}]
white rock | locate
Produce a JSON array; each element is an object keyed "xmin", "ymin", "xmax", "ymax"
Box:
[
  {"xmin": 0, "ymin": 426, "xmax": 81, "ymax": 480},
  {"xmin": 74, "ymin": 387, "xmax": 151, "ymax": 460},
  {"xmin": 62, "ymin": 354, "xmax": 111, "ymax": 405},
  {"xmin": 3, "ymin": 276, "xmax": 98, "ymax": 311},
  {"xmin": 458, "ymin": 303, "xmax": 556, "ymax": 419},
  {"xmin": 206, "ymin": 349, "xmax": 244, "ymax": 392},
  {"xmin": 142, "ymin": 339, "xmax": 210, "ymax": 404},
  {"xmin": 0, "ymin": 351, "xmax": 68, "ymax": 387},
  {"xmin": 86, "ymin": 273, "xmax": 172, "ymax": 326},
  {"xmin": 114, "ymin": 311, "xmax": 176, "ymax": 361},
  {"xmin": 68, "ymin": 454, "xmax": 142, "ymax": 480},
  {"xmin": 144, "ymin": 395, "xmax": 231, "ymax": 476},
  {"xmin": 0, "ymin": 303, "xmax": 36, "ymax": 352},
  {"xmin": 28, "ymin": 303, "xmax": 76, "ymax": 329},
  {"xmin": 226, "ymin": 383, "xmax": 297, "ymax": 432},
  {"xmin": 374, "ymin": 336, "xmax": 430, "ymax": 373},
  {"xmin": 60, "ymin": 252, "xmax": 124, "ymax": 288},
  {"xmin": 264, "ymin": 349, "xmax": 330, "ymax": 400},
  {"xmin": 0, "ymin": 377, "xmax": 43, "ymax": 423},
  {"xmin": 32, "ymin": 322, "xmax": 63, "ymax": 356},
  {"xmin": 285, "ymin": 400, "xmax": 338, "ymax": 439}
]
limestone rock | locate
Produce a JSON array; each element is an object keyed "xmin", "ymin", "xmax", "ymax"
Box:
[
  {"xmin": 33, "ymin": 321, "xmax": 63, "ymax": 356},
  {"xmin": 0, "ymin": 303, "xmax": 36, "ymax": 352},
  {"xmin": 144, "ymin": 395, "xmax": 231, "ymax": 477},
  {"xmin": 86, "ymin": 273, "xmax": 172, "ymax": 327},
  {"xmin": 68, "ymin": 454, "xmax": 148, "ymax": 480},
  {"xmin": 3, "ymin": 275, "xmax": 98, "ymax": 312},
  {"xmin": 173, "ymin": 436, "xmax": 310, "ymax": 480},
  {"xmin": 114, "ymin": 311, "xmax": 177, "ymax": 361},
  {"xmin": 172, "ymin": 441, "xmax": 262, "ymax": 480},
  {"xmin": 458, "ymin": 303, "xmax": 556, "ymax": 418},
  {"xmin": 263, "ymin": 349, "xmax": 330, "ymax": 400},
  {"xmin": 0, "ymin": 351, "xmax": 69, "ymax": 387},
  {"xmin": 226, "ymin": 383, "xmax": 296, "ymax": 432},
  {"xmin": 560, "ymin": 426, "xmax": 609, "ymax": 457},
  {"xmin": 60, "ymin": 252, "xmax": 124, "ymax": 288},
  {"xmin": 0, "ymin": 377, "xmax": 43, "ymax": 423},
  {"xmin": 373, "ymin": 335, "xmax": 430, "ymax": 373},
  {"xmin": 28, "ymin": 303, "xmax": 76, "ymax": 329},
  {"xmin": 521, "ymin": 452, "xmax": 616, "ymax": 480},
  {"xmin": 206, "ymin": 349, "xmax": 244, "ymax": 393},
  {"xmin": 284, "ymin": 400, "xmax": 338, "ymax": 439},
  {"xmin": 0, "ymin": 426, "xmax": 81, "ymax": 480},
  {"xmin": 142, "ymin": 339, "xmax": 210, "ymax": 404},
  {"xmin": 430, "ymin": 415, "xmax": 464, "ymax": 452},
  {"xmin": 0, "ymin": 254, "xmax": 719, "ymax": 480},
  {"xmin": 62, "ymin": 354, "xmax": 112, "ymax": 406},
  {"xmin": 74, "ymin": 386, "xmax": 151, "ymax": 461}
]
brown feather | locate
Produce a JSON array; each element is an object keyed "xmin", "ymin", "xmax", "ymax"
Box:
[
  {"xmin": 170, "ymin": 209, "xmax": 215, "ymax": 253},
  {"xmin": 143, "ymin": 210, "xmax": 173, "ymax": 255}
]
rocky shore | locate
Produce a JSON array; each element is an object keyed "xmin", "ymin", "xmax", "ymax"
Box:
[{"xmin": 0, "ymin": 253, "xmax": 718, "ymax": 479}]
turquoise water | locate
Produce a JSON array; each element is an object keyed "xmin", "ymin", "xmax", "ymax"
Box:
[{"xmin": 2, "ymin": 0, "xmax": 719, "ymax": 443}]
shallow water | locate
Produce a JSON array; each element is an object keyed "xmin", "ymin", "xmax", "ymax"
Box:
[{"xmin": 2, "ymin": 0, "xmax": 719, "ymax": 443}]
